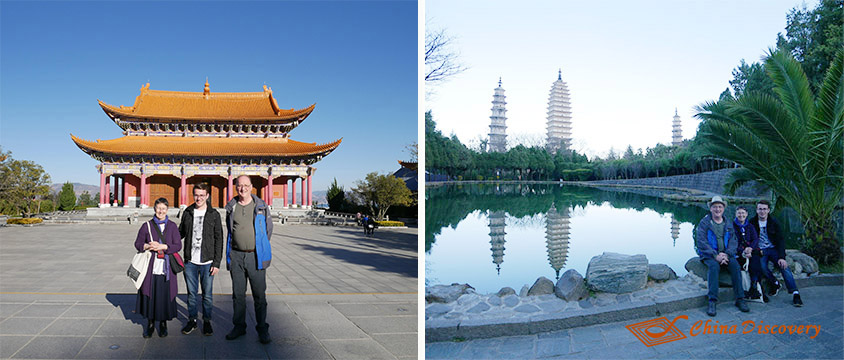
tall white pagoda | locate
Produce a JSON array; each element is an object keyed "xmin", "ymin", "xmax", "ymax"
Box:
[
  {"xmin": 546, "ymin": 69, "xmax": 573, "ymax": 153},
  {"xmin": 672, "ymin": 109, "xmax": 682, "ymax": 146},
  {"xmin": 488, "ymin": 78, "xmax": 508, "ymax": 153}
]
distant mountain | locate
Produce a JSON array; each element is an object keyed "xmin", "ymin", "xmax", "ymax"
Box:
[{"xmin": 50, "ymin": 183, "xmax": 100, "ymax": 198}]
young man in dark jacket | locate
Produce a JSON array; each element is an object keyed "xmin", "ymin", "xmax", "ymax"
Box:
[
  {"xmin": 178, "ymin": 183, "xmax": 224, "ymax": 335},
  {"xmin": 695, "ymin": 196, "xmax": 748, "ymax": 316},
  {"xmin": 749, "ymin": 200, "xmax": 802, "ymax": 306}
]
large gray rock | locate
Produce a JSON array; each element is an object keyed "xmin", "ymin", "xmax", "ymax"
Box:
[
  {"xmin": 527, "ymin": 277, "xmax": 555, "ymax": 296},
  {"xmin": 586, "ymin": 252, "xmax": 649, "ymax": 293},
  {"xmin": 685, "ymin": 257, "xmax": 733, "ymax": 286},
  {"xmin": 648, "ymin": 264, "xmax": 678, "ymax": 281},
  {"xmin": 496, "ymin": 287, "xmax": 516, "ymax": 297},
  {"xmin": 425, "ymin": 283, "xmax": 474, "ymax": 303},
  {"xmin": 786, "ymin": 250, "xmax": 819, "ymax": 274},
  {"xmin": 555, "ymin": 269, "xmax": 588, "ymax": 301}
]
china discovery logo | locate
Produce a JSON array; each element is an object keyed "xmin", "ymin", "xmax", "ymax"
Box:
[
  {"xmin": 625, "ymin": 315, "xmax": 688, "ymax": 347},
  {"xmin": 627, "ymin": 315, "xmax": 822, "ymax": 347}
]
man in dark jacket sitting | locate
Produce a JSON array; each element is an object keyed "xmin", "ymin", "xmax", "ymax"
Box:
[
  {"xmin": 749, "ymin": 200, "xmax": 802, "ymax": 307},
  {"xmin": 178, "ymin": 182, "xmax": 224, "ymax": 336},
  {"xmin": 695, "ymin": 196, "xmax": 748, "ymax": 316}
]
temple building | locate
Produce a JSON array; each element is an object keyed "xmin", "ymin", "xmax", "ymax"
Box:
[
  {"xmin": 545, "ymin": 203, "xmax": 571, "ymax": 280},
  {"xmin": 72, "ymin": 81, "xmax": 341, "ymax": 209},
  {"xmin": 546, "ymin": 70, "xmax": 573, "ymax": 154},
  {"xmin": 487, "ymin": 78, "xmax": 508, "ymax": 153},
  {"xmin": 672, "ymin": 108, "xmax": 683, "ymax": 146}
]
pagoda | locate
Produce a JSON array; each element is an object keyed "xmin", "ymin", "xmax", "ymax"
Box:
[
  {"xmin": 546, "ymin": 69, "xmax": 573, "ymax": 154},
  {"xmin": 672, "ymin": 108, "xmax": 683, "ymax": 146},
  {"xmin": 487, "ymin": 78, "xmax": 508, "ymax": 153},
  {"xmin": 72, "ymin": 81, "xmax": 341, "ymax": 209}
]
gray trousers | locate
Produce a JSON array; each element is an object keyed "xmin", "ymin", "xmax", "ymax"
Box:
[
  {"xmin": 703, "ymin": 256, "xmax": 745, "ymax": 302},
  {"xmin": 230, "ymin": 250, "xmax": 268, "ymax": 334}
]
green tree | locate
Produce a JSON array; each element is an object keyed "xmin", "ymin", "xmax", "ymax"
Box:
[
  {"xmin": 729, "ymin": 60, "xmax": 776, "ymax": 97},
  {"xmin": 78, "ymin": 191, "xmax": 96, "ymax": 208},
  {"xmin": 351, "ymin": 172, "xmax": 413, "ymax": 221},
  {"xmin": 326, "ymin": 178, "xmax": 348, "ymax": 212},
  {"xmin": 777, "ymin": 0, "xmax": 843, "ymax": 91},
  {"xmin": 0, "ymin": 154, "xmax": 51, "ymax": 217},
  {"xmin": 58, "ymin": 182, "xmax": 76, "ymax": 211},
  {"xmin": 696, "ymin": 49, "xmax": 843, "ymax": 264}
]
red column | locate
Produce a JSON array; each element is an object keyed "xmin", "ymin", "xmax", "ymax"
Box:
[
  {"xmin": 123, "ymin": 176, "xmax": 129, "ymax": 206},
  {"xmin": 105, "ymin": 175, "xmax": 111, "ymax": 205},
  {"xmin": 227, "ymin": 175, "xmax": 234, "ymax": 202},
  {"xmin": 307, "ymin": 175, "xmax": 312, "ymax": 207},
  {"xmin": 99, "ymin": 172, "xmax": 106, "ymax": 205},
  {"xmin": 291, "ymin": 178, "xmax": 296, "ymax": 206},
  {"xmin": 300, "ymin": 177, "xmax": 306, "ymax": 206},
  {"xmin": 282, "ymin": 181, "xmax": 288, "ymax": 207},
  {"xmin": 180, "ymin": 174, "xmax": 187, "ymax": 206},
  {"xmin": 267, "ymin": 175, "xmax": 274, "ymax": 206},
  {"xmin": 140, "ymin": 174, "xmax": 147, "ymax": 207}
]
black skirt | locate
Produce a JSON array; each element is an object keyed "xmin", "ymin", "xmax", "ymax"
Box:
[{"xmin": 136, "ymin": 274, "xmax": 177, "ymax": 321}]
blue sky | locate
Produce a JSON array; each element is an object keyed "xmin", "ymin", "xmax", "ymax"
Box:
[
  {"xmin": 1, "ymin": 1, "xmax": 417, "ymax": 192},
  {"xmin": 426, "ymin": 0, "xmax": 816, "ymax": 158}
]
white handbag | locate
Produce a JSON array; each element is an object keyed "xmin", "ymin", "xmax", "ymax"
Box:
[
  {"xmin": 127, "ymin": 222, "xmax": 153, "ymax": 289},
  {"xmin": 741, "ymin": 258, "xmax": 765, "ymax": 303},
  {"xmin": 741, "ymin": 259, "xmax": 751, "ymax": 291}
]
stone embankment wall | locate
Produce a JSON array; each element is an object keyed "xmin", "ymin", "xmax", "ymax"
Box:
[{"xmin": 592, "ymin": 168, "xmax": 768, "ymax": 197}]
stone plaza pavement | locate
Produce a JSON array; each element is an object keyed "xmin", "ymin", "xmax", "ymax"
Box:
[
  {"xmin": 0, "ymin": 223, "xmax": 417, "ymax": 359},
  {"xmin": 426, "ymin": 284, "xmax": 844, "ymax": 359}
]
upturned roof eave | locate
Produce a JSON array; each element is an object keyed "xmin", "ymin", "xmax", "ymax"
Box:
[{"xmin": 97, "ymin": 100, "xmax": 316, "ymax": 124}]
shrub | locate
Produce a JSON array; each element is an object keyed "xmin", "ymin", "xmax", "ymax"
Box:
[
  {"xmin": 7, "ymin": 217, "xmax": 43, "ymax": 225},
  {"xmin": 375, "ymin": 220, "xmax": 405, "ymax": 227}
]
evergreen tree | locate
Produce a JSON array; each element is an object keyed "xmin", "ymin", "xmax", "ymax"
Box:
[
  {"xmin": 326, "ymin": 177, "xmax": 347, "ymax": 212},
  {"xmin": 58, "ymin": 182, "xmax": 76, "ymax": 211}
]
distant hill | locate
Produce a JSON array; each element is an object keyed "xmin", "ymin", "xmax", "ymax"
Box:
[{"xmin": 50, "ymin": 183, "xmax": 99, "ymax": 198}]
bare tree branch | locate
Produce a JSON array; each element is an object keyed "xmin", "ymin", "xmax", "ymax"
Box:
[{"xmin": 425, "ymin": 27, "xmax": 467, "ymax": 85}]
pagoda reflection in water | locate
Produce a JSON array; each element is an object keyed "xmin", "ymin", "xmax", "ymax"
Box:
[
  {"xmin": 545, "ymin": 203, "xmax": 571, "ymax": 280},
  {"xmin": 488, "ymin": 210, "xmax": 507, "ymax": 275},
  {"xmin": 671, "ymin": 214, "xmax": 680, "ymax": 247}
]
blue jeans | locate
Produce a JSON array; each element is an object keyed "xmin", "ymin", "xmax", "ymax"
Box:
[
  {"xmin": 702, "ymin": 256, "xmax": 745, "ymax": 302},
  {"xmin": 760, "ymin": 248, "xmax": 798, "ymax": 293},
  {"xmin": 184, "ymin": 262, "xmax": 214, "ymax": 320}
]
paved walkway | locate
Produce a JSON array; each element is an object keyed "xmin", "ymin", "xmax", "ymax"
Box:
[
  {"xmin": 426, "ymin": 285, "xmax": 844, "ymax": 359},
  {"xmin": 0, "ymin": 223, "xmax": 417, "ymax": 359}
]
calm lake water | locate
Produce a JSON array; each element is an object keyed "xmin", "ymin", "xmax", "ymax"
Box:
[{"xmin": 425, "ymin": 183, "xmax": 712, "ymax": 294}]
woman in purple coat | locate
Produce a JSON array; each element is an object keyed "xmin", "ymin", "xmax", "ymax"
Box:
[
  {"xmin": 134, "ymin": 197, "xmax": 182, "ymax": 338},
  {"xmin": 734, "ymin": 206, "xmax": 766, "ymax": 302}
]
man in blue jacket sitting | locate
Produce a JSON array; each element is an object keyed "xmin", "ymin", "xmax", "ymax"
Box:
[{"xmin": 695, "ymin": 196, "xmax": 748, "ymax": 316}]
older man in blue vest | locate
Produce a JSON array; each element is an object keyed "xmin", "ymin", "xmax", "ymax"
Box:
[{"xmin": 695, "ymin": 196, "xmax": 748, "ymax": 316}]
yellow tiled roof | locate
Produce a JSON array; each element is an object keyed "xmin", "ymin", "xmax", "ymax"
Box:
[
  {"xmin": 70, "ymin": 134, "xmax": 341, "ymax": 157},
  {"xmin": 99, "ymin": 82, "xmax": 315, "ymax": 122}
]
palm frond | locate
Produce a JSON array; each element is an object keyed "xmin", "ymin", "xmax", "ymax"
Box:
[{"xmin": 765, "ymin": 49, "xmax": 815, "ymax": 128}]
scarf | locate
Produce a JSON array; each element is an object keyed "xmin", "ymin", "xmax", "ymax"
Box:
[
  {"xmin": 151, "ymin": 216, "xmax": 171, "ymax": 281},
  {"xmin": 733, "ymin": 218, "xmax": 749, "ymax": 243}
]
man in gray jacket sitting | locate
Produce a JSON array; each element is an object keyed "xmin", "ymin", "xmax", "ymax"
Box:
[{"xmin": 695, "ymin": 196, "xmax": 748, "ymax": 316}]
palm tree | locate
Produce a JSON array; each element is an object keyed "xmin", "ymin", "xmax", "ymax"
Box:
[{"xmin": 695, "ymin": 49, "xmax": 843, "ymax": 264}]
